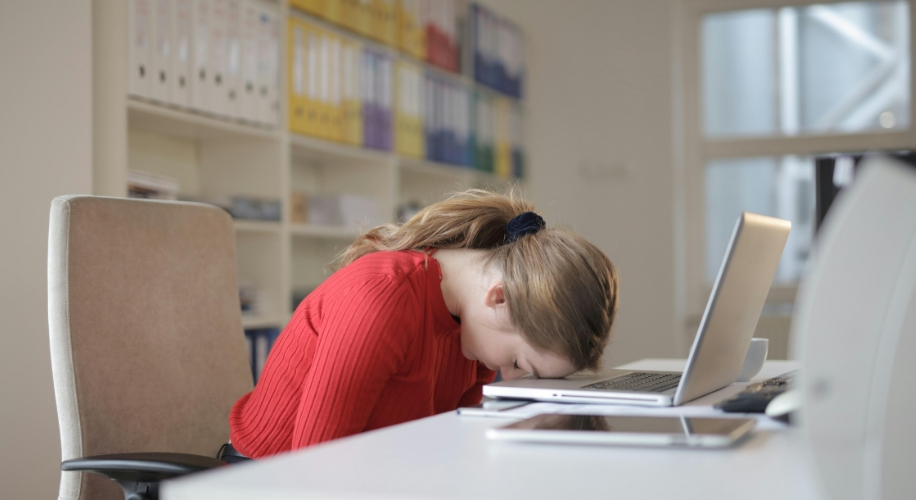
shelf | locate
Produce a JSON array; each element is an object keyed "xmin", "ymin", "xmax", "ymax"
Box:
[
  {"xmin": 127, "ymin": 98, "xmax": 279, "ymax": 142},
  {"xmin": 241, "ymin": 313, "xmax": 289, "ymax": 329},
  {"xmin": 290, "ymin": 133, "xmax": 395, "ymax": 166},
  {"xmin": 233, "ymin": 220, "xmax": 282, "ymax": 234},
  {"xmin": 290, "ymin": 223, "xmax": 362, "ymax": 240},
  {"xmin": 399, "ymin": 157, "xmax": 475, "ymax": 180}
]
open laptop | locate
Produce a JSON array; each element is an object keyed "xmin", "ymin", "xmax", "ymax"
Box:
[{"xmin": 483, "ymin": 212, "xmax": 791, "ymax": 407}]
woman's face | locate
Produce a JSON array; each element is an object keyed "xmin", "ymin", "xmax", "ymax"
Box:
[{"xmin": 459, "ymin": 282, "xmax": 577, "ymax": 380}]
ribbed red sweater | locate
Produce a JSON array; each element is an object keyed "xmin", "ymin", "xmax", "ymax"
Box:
[{"xmin": 229, "ymin": 250, "xmax": 495, "ymax": 458}]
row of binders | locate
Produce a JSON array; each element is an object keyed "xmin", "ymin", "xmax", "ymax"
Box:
[
  {"xmin": 288, "ymin": 16, "xmax": 523, "ymax": 177},
  {"xmin": 469, "ymin": 3, "xmax": 524, "ymax": 98},
  {"xmin": 290, "ymin": 0, "xmax": 460, "ymax": 73},
  {"xmin": 128, "ymin": 0, "xmax": 280, "ymax": 126}
]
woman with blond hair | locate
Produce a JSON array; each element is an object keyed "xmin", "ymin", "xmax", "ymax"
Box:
[{"xmin": 226, "ymin": 189, "xmax": 619, "ymax": 459}]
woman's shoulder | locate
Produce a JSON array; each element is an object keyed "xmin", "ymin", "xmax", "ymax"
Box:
[{"xmin": 339, "ymin": 250, "xmax": 429, "ymax": 280}]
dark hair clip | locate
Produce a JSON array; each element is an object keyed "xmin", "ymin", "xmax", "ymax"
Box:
[{"xmin": 507, "ymin": 212, "xmax": 546, "ymax": 243}]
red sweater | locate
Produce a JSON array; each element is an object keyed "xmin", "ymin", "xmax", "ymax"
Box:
[{"xmin": 229, "ymin": 250, "xmax": 495, "ymax": 458}]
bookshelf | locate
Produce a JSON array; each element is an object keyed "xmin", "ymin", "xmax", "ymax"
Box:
[{"xmin": 95, "ymin": 0, "xmax": 523, "ymax": 334}]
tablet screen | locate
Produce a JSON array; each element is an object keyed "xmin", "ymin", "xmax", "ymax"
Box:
[{"xmin": 501, "ymin": 414, "xmax": 753, "ymax": 437}]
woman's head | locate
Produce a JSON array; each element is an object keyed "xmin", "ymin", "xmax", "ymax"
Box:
[{"xmin": 334, "ymin": 189, "xmax": 619, "ymax": 374}]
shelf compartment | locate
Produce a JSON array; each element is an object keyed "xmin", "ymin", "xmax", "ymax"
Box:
[
  {"xmin": 290, "ymin": 132, "xmax": 395, "ymax": 167},
  {"xmin": 241, "ymin": 313, "xmax": 290, "ymax": 330},
  {"xmin": 290, "ymin": 223, "xmax": 362, "ymax": 240},
  {"xmin": 234, "ymin": 220, "xmax": 282, "ymax": 233},
  {"xmin": 128, "ymin": 98, "xmax": 278, "ymax": 142}
]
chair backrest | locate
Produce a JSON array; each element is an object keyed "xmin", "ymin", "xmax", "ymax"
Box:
[{"xmin": 48, "ymin": 196, "xmax": 254, "ymax": 500}]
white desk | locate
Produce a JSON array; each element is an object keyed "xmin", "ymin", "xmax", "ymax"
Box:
[{"xmin": 163, "ymin": 360, "xmax": 824, "ymax": 500}]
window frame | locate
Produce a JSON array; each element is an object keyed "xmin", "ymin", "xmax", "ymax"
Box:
[{"xmin": 674, "ymin": 0, "xmax": 916, "ymax": 353}]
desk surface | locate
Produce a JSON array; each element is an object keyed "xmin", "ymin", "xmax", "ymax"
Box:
[{"xmin": 163, "ymin": 359, "xmax": 824, "ymax": 500}]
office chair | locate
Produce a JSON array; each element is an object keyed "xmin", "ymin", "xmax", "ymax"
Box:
[{"xmin": 48, "ymin": 196, "xmax": 254, "ymax": 500}]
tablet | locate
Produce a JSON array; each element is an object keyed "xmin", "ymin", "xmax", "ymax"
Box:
[{"xmin": 486, "ymin": 414, "xmax": 755, "ymax": 448}]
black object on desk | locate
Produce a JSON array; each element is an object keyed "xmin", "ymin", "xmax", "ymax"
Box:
[{"xmin": 716, "ymin": 370, "xmax": 799, "ymax": 413}]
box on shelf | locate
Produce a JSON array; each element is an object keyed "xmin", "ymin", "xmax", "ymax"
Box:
[
  {"xmin": 127, "ymin": 170, "xmax": 180, "ymax": 199},
  {"xmin": 308, "ymin": 193, "xmax": 381, "ymax": 229},
  {"xmin": 290, "ymin": 191, "xmax": 309, "ymax": 224},
  {"xmin": 181, "ymin": 194, "xmax": 281, "ymax": 221},
  {"xmin": 239, "ymin": 281, "xmax": 269, "ymax": 315}
]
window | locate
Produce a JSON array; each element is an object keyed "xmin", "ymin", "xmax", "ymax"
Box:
[{"xmin": 677, "ymin": 0, "xmax": 916, "ymax": 354}]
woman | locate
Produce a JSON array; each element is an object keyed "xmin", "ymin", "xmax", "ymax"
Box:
[{"xmin": 228, "ymin": 189, "xmax": 619, "ymax": 458}]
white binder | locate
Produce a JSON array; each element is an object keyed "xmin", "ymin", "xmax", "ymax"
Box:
[
  {"xmin": 190, "ymin": 0, "xmax": 210, "ymax": 113},
  {"xmin": 238, "ymin": 0, "xmax": 260, "ymax": 123},
  {"xmin": 257, "ymin": 3, "xmax": 279, "ymax": 125},
  {"xmin": 170, "ymin": 0, "xmax": 193, "ymax": 108},
  {"xmin": 208, "ymin": 0, "xmax": 229, "ymax": 116},
  {"xmin": 225, "ymin": 0, "xmax": 242, "ymax": 119},
  {"xmin": 128, "ymin": 0, "xmax": 153, "ymax": 99},
  {"xmin": 150, "ymin": 0, "xmax": 172, "ymax": 103}
]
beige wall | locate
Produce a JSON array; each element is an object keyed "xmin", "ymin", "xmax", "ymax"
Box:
[
  {"xmin": 481, "ymin": 0, "xmax": 679, "ymax": 366},
  {"xmin": 0, "ymin": 0, "xmax": 679, "ymax": 496},
  {"xmin": 0, "ymin": 1, "xmax": 93, "ymax": 498}
]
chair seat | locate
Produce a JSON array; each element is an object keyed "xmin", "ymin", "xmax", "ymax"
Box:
[{"xmin": 61, "ymin": 452, "xmax": 228, "ymax": 483}]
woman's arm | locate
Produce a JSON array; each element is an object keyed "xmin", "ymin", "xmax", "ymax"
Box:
[{"xmin": 290, "ymin": 276, "xmax": 418, "ymax": 448}]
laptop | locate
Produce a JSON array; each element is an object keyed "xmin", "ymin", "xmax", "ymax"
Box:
[{"xmin": 483, "ymin": 212, "xmax": 791, "ymax": 407}]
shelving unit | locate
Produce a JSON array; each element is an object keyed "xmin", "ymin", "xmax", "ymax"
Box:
[{"xmin": 96, "ymin": 1, "xmax": 524, "ymax": 333}]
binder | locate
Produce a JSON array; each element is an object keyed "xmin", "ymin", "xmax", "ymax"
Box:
[
  {"xmin": 511, "ymin": 103, "xmax": 524, "ymax": 179},
  {"xmin": 316, "ymin": 28, "xmax": 333, "ymax": 139},
  {"xmin": 473, "ymin": 90, "xmax": 493, "ymax": 173},
  {"xmin": 239, "ymin": 0, "xmax": 260, "ymax": 122},
  {"xmin": 170, "ymin": 0, "xmax": 193, "ymax": 108},
  {"xmin": 397, "ymin": 0, "xmax": 425, "ymax": 59},
  {"xmin": 288, "ymin": 17, "xmax": 307, "ymax": 134},
  {"xmin": 356, "ymin": 0, "xmax": 373, "ymax": 37},
  {"xmin": 257, "ymin": 3, "xmax": 280, "ymax": 126},
  {"xmin": 362, "ymin": 48, "xmax": 377, "ymax": 148},
  {"xmin": 494, "ymin": 97, "xmax": 511, "ymax": 179},
  {"xmin": 304, "ymin": 23, "xmax": 321, "ymax": 136},
  {"xmin": 330, "ymin": 33, "xmax": 344, "ymax": 142},
  {"xmin": 378, "ymin": 53, "xmax": 393, "ymax": 150},
  {"xmin": 289, "ymin": 0, "xmax": 325, "ymax": 17},
  {"xmin": 190, "ymin": 0, "xmax": 210, "ymax": 112},
  {"xmin": 395, "ymin": 60, "xmax": 423, "ymax": 158},
  {"xmin": 208, "ymin": 0, "xmax": 229, "ymax": 115},
  {"xmin": 371, "ymin": 0, "xmax": 396, "ymax": 46},
  {"xmin": 341, "ymin": 38, "xmax": 363, "ymax": 145},
  {"xmin": 151, "ymin": 0, "xmax": 172, "ymax": 103},
  {"xmin": 225, "ymin": 0, "xmax": 242, "ymax": 118},
  {"xmin": 128, "ymin": 0, "xmax": 154, "ymax": 99}
]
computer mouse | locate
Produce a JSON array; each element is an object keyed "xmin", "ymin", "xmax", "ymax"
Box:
[{"xmin": 765, "ymin": 389, "xmax": 801, "ymax": 418}]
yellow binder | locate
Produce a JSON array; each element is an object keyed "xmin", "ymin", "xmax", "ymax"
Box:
[
  {"xmin": 395, "ymin": 60, "xmax": 424, "ymax": 158},
  {"xmin": 328, "ymin": 31, "xmax": 344, "ymax": 142},
  {"xmin": 289, "ymin": 0, "xmax": 325, "ymax": 17},
  {"xmin": 397, "ymin": 0, "xmax": 425, "ymax": 59},
  {"xmin": 494, "ymin": 97, "xmax": 512, "ymax": 179}
]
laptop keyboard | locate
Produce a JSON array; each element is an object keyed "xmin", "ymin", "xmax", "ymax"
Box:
[{"xmin": 583, "ymin": 373, "xmax": 682, "ymax": 393}]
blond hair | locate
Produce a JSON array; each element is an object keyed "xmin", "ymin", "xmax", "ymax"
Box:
[{"xmin": 333, "ymin": 189, "xmax": 619, "ymax": 371}]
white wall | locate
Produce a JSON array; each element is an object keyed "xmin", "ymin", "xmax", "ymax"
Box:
[
  {"xmin": 481, "ymin": 0, "xmax": 679, "ymax": 366},
  {"xmin": 0, "ymin": 1, "xmax": 93, "ymax": 498}
]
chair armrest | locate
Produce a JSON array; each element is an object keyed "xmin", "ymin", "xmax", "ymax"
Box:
[{"xmin": 62, "ymin": 453, "xmax": 227, "ymax": 500}]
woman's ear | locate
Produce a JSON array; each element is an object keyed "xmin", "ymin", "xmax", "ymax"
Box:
[{"xmin": 484, "ymin": 281, "xmax": 507, "ymax": 308}]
